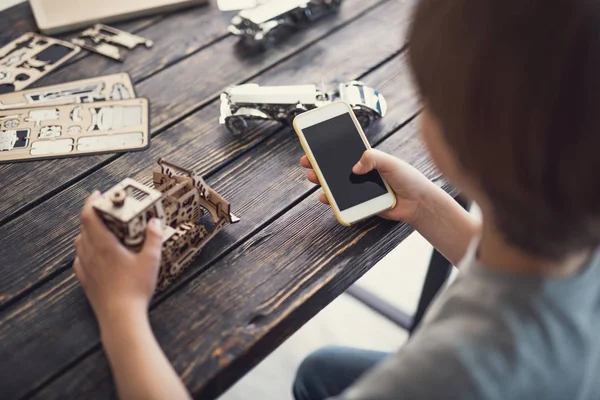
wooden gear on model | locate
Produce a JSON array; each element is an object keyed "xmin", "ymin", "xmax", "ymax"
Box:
[{"xmin": 93, "ymin": 159, "xmax": 240, "ymax": 291}]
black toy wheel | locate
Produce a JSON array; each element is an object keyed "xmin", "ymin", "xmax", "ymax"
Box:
[
  {"xmin": 286, "ymin": 107, "xmax": 307, "ymax": 126},
  {"xmin": 225, "ymin": 116, "xmax": 249, "ymax": 136},
  {"xmin": 354, "ymin": 109, "xmax": 374, "ymax": 131}
]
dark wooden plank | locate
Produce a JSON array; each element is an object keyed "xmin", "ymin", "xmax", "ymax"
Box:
[
  {"xmin": 40, "ymin": 6, "xmax": 228, "ymax": 87},
  {"xmin": 47, "ymin": 16, "xmax": 168, "ymax": 71},
  {"xmin": 0, "ymin": 0, "xmax": 385, "ymax": 224},
  {"xmin": 1, "ymin": 8, "xmax": 163, "ymax": 80},
  {"xmin": 32, "ymin": 118, "xmax": 445, "ymax": 400},
  {"xmin": 0, "ymin": 0, "xmax": 164, "ymax": 45},
  {"xmin": 0, "ymin": 0, "xmax": 414, "ymax": 310},
  {"xmin": 0, "ymin": 3, "xmax": 226, "ymax": 222},
  {"xmin": 0, "ymin": 2, "xmax": 36, "ymax": 45},
  {"xmin": 0, "ymin": 27, "xmax": 417, "ymax": 400}
]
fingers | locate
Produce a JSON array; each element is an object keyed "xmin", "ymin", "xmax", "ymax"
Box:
[
  {"xmin": 73, "ymin": 256, "xmax": 86, "ymax": 286},
  {"xmin": 306, "ymin": 170, "xmax": 320, "ymax": 185},
  {"xmin": 300, "ymin": 156, "xmax": 312, "ymax": 169},
  {"xmin": 74, "ymin": 233, "xmax": 91, "ymax": 266},
  {"xmin": 74, "ymin": 234, "xmax": 82, "ymax": 255},
  {"xmin": 301, "ymin": 156, "xmax": 320, "ymax": 185},
  {"xmin": 80, "ymin": 191, "xmax": 119, "ymax": 244},
  {"xmin": 353, "ymin": 149, "xmax": 402, "ymax": 175},
  {"xmin": 141, "ymin": 219, "xmax": 163, "ymax": 263},
  {"xmin": 300, "ymin": 157, "xmax": 328, "ymax": 205},
  {"xmin": 74, "ymin": 235, "xmax": 90, "ymax": 287},
  {"xmin": 319, "ymin": 193, "xmax": 330, "ymax": 205}
]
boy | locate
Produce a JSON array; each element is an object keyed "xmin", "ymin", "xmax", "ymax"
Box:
[{"xmin": 74, "ymin": 0, "xmax": 600, "ymax": 399}]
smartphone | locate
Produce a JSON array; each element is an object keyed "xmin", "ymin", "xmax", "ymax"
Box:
[{"xmin": 293, "ymin": 101, "xmax": 396, "ymax": 226}]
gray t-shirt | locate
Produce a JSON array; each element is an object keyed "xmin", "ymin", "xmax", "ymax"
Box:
[{"xmin": 338, "ymin": 243, "xmax": 600, "ymax": 400}]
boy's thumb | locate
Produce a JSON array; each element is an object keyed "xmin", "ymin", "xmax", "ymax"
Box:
[
  {"xmin": 142, "ymin": 218, "xmax": 163, "ymax": 261},
  {"xmin": 353, "ymin": 149, "xmax": 394, "ymax": 175}
]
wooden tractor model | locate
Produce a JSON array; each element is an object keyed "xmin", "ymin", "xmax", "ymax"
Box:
[{"xmin": 93, "ymin": 159, "xmax": 240, "ymax": 291}]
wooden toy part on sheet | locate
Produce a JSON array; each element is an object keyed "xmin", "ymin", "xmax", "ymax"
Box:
[
  {"xmin": 93, "ymin": 159, "xmax": 240, "ymax": 291},
  {"xmin": 72, "ymin": 25, "xmax": 153, "ymax": 62},
  {"xmin": 0, "ymin": 33, "xmax": 81, "ymax": 93},
  {"xmin": 0, "ymin": 98, "xmax": 150, "ymax": 163},
  {"xmin": 0, "ymin": 73, "xmax": 135, "ymax": 110}
]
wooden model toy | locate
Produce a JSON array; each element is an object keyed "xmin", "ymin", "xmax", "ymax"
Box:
[
  {"xmin": 0, "ymin": 33, "xmax": 81, "ymax": 93},
  {"xmin": 0, "ymin": 98, "xmax": 150, "ymax": 163},
  {"xmin": 228, "ymin": 0, "xmax": 342, "ymax": 43},
  {"xmin": 217, "ymin": 0, "xmax": 265, "ymax": 11},
  {"xmin": 93, "ymin": 159, "xmax": 240, "ymax": 291},
  {"xmin": 30, "ymin": 0, "xmax": 208, "ymax": 35},
  {"xmin": 72, "ymin": 25, "xmax": 154, "ymax": 62},
  {"xmin": 220, "ymin": 80, "xmax": 386, "ymax": 135},
  {"xmin": 0, "ymin": 73, "xmax": 135, "ymax": 110}
]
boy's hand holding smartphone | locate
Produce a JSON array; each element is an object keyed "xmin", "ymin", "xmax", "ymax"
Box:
[
  {"xmin": 293, "ymin": 101, "xmax": 397, "ymax": 226},
  {"xmin": 293, "ymin": 101, "xmax": 438, "ymax": 226},
  {"xmin": 294, "ymin": 102, "xmax": 479, "ymax": 265},
  {"xmin": 300, "ymin": 149, "xmax": 439, "ymax": 226}
]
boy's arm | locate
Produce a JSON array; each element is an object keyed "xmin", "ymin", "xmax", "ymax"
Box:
[
  {"xmin": 302, "ymin": 150, "xmax": 481, "ymax": 266},
  {"xmin": 410, "ymin": 186, "xmax": 480, "ymax": 266},
  {"xmin": 351, "ymin": 150, "xmax": 480, "ymax": 265},
  {"xmin": 100, "ymin": 312, "xmax": 191, "ymax": 400},
  {"xmin": 74, "ymin": 192, "xmax": 190, "ymax": 400}
]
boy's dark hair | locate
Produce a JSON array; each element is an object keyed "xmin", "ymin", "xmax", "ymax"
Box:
[{"xmin": 408, "ymin": 0, "xmax": 600, "ymax": 259}]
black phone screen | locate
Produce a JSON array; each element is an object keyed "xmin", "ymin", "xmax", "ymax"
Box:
[{"xmin": 302, "ymin": 112, "xmax": 388, "ymax": 211}]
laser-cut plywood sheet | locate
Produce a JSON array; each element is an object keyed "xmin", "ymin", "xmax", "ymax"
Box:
[
  {"xmin": 0, "ymin": 73, "xmax": 136, "ymax": 110},
  {"xmin": 0, "ymin": 98, "xmax": 150, "ymax": 163},
  {"xmin": 0, "ymin": 32, "xmax": 81, "ymax": 93}
]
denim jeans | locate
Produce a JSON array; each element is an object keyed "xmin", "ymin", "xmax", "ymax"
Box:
[{"xmin": 293, "ymin": 346, "xmax": 389, "ymax": 400}]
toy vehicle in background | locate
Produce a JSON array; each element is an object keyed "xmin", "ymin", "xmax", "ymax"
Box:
[
  {"xmin": 219, "ymin": 80, "xmax": 387, "ymax": 136},
  {"xmin": 217, "ymin": 0, "xmax": 267, "ymax": 11},
  {"xmin": 228, "ymin": 0, "xmax": 342, "ymax": 43},
  {"xmin": 93, "ymin": 159, "xmax": 240, "ymax": 291}
]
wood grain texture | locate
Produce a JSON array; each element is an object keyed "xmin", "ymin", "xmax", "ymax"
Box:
[
  {"xmin": 32, "ymin": 120, "xmax": 448, "ymax": 400},
  {"xmin": 0, "ymin": 0, "xmax": 415, "ymax": 311},
  {"xmin": 0, "ymin": 50, "xmax": 418, "ymax": 400},
  {"xmin": 0, "ymin": 2, "xmax": 159, "ymax": 45},
  {"xmin": 0, "ymin": 0, "xmax": 386, "ymax": 224},
  {"xmin": 42, "ymin": 5, "xmax": 227, "ymax": 86},
  {"xmin": 0, "ymin": 0, "xmax": 428, "ymax": 397},
  {"xmin": 0, "ymin": 6, "xmax": 163, "ymax": 83},
  {"xmin": 0, "ymin": 2, "xmax": 36, "ymax": 45},
  {"xmin": 43, "ymin": 17, "xmax": 168, "ymax": 82}
]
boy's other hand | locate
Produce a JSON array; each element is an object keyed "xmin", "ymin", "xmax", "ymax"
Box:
[
  {"xmin": 300, "ymin": 149, "xmax": 437, "ymax": 225},
  {"xmin": 73, "ymin": 191, "xmax": 163, "ymax": 327}
]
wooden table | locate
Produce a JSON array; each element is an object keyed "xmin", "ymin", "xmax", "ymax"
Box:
[{"xmin": 0, "ymin": 1, "xmax": 447, "ymax": 398}]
